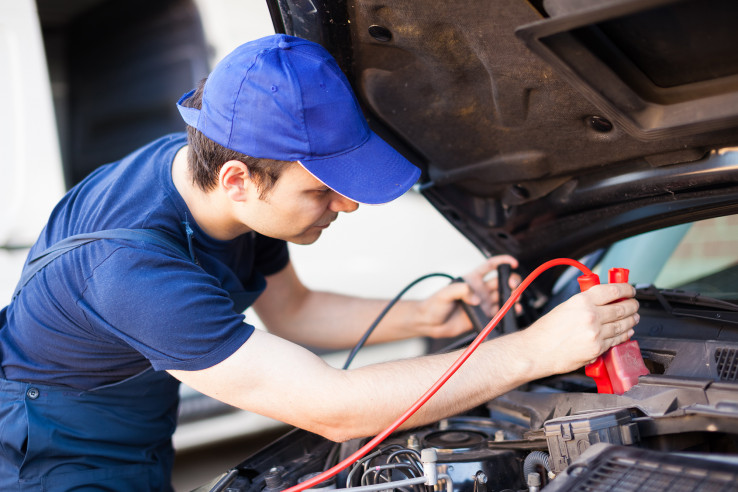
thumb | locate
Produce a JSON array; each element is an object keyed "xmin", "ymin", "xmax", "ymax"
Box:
[{"xmin": 442, "ymin": 280, "xmax": 481, "ymax": 305}]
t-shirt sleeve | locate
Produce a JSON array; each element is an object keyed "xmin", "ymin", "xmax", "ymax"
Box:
[{"xmin": 78, "ymin": 246, "xmax": 255, "ymax": 372}]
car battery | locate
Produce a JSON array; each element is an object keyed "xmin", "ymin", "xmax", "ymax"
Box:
[{"xmin": 543, "ymin": 409, "xmax": 640, "ymax": 473}]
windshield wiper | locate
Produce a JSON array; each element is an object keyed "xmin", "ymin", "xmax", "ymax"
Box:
[{"xmin": 635, "ymin": 285, "xmax": 738, "ymax": 325}]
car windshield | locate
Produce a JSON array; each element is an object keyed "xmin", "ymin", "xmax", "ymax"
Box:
[{"xmin": 593, "ymin": 214, "xmax": 738, "ymax": 300}]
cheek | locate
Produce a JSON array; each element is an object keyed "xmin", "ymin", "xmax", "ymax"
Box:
[
  {"xmin": 278, "ymin": 200, "xmax": 326, "ymax": 228},
  {"xmin": 297, "ymin": 197, "xmax": 330, "ymax": 217}
]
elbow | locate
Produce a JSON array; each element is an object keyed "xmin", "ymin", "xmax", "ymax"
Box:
[
  {"xmin": 307, "ymin": 413, "xmax": 381, "ymax": 443},
  {"xmin": 320, "ymin": 429, "xmax": 356, "ymax": 443},
  {"xmin": 313, "ymin": 415, "xmax": 421, "ymax": 443},
  {"xmin": 311, "ymin": 422, "xmax": 367, "ymax": 443}
]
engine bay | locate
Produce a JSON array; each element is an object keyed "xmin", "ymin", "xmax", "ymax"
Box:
[{"xmin": 196, "ymin": 285, "xmax": 738, "ymax": 492}]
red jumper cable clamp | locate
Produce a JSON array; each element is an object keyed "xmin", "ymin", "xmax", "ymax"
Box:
[{"xmin": 578, "ymin": 268, "xmax": 649, "ymax": 395}]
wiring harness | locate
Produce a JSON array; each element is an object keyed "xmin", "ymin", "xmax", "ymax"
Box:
[{"xmin": 345, "ymin": 445, "xmax": 425, "ymax": 491}]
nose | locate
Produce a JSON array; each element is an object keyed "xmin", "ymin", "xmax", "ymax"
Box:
[{"xmin": 330, "ymin": 192, "xmax": 359, "ymax": 213}]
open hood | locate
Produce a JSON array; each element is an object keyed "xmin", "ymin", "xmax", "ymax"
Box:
[
  {"xmin": 267, "ymin": 0, "xmax": 738, "ymax": 270},
  {"xmin": 188, "ymin": 4, "xmax": 738, "ymax": 490}
]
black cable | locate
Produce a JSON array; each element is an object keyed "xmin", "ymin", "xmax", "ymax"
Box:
[
  {"xmin": 346, "ymin": 445, "xmax": 404, "ymax": 487},
  {"xmin": 342, "ymin": 273, "xmax": 456, "ymax": 370},
  {"xmin": 430, "ymin": 331, "xmax": 479, "ymax": 354},
  {"xmin": 346, "ymin": 446, "xmax": 426, "ymax": 491},
  {"xmin": 389, "ymin": 450, "xmax": 423, "ymax": 492},
  {"xmin": 208, "ymin": 468, "xmax": 239, "ymax": 492},
  {"xmin": 0, "ymin": 245, "xmax": 31, "ymax": 251},
  {"xmin": 497, "ymin": 263, "xmax": 518, "ymax": 334},
  {"xmin": 346, "ymin": 450, "xmax": 382, "ymax": 487},
  {"xmin": 361, "ymin": 463, "xmax": 418, "ymax": 486},
  {"xmin": 451, "ymin": 277, "xmax": 488, "ymax": 333},
  {"xmin": 323, "ymin": 442, "xmax": 341, "ymax": 472},
  {"xmin": 387, "ymin": 448, "xmax": 423, "ymax": 478}
]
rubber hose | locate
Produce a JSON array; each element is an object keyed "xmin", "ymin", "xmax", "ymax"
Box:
[{"xmin": 523, "ymin": 451, "xmax": 551, "ymax": 482}]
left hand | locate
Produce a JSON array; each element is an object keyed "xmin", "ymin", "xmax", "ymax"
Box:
[{"xmin": 413, "ymin": 255, "xmax": 520, "ymax": 338}]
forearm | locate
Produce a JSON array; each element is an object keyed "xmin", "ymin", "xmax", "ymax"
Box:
[
  {"xmin": 255, "ymin": 261, "xmax": 479, "ymax": 349},
  {"xmin": 257, "ymin": 288, "xmax": 427, "ymax": 349},
  {"xmin": 171, "ymin": 328, "xmax": 541, "ymax": 442},
  {"xmin": 172, "ymin": 282, "xmax": 639, "ymax": 442},
  {"xmin": 340, "ymin": 329, "xmax": 540, "ymax": 437}
]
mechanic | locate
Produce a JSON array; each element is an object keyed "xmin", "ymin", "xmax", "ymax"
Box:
[{"xmin": 0, "ymin": 34, "xmax": 639, "ymax": 490}]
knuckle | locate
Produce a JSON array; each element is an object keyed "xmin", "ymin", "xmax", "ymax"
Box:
[
  {"xmin": 581, "ymin": 309, "xmax": 598, "ymax": 326},
  {"xmin": 614, "ymin": 304, "xmax": 626, "ymax": 318},
  {"xmin": 583, "ymin": 324, "xmax": 600, "ymax": 343},
  {"xmin": 606, "ymin": 284, "xmax": 620, "ymax": 299}
]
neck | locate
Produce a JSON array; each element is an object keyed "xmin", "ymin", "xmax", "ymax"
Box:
[{"xmin": 171, "ymin": 146, "xmax": 251, "ymax": 241}]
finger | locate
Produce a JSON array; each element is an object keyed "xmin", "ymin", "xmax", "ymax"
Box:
[
  {"xmin": 470, "ymin": 260, "xmax": 520, "ymax": 309},
  {"xmin": 483, "ymin": 272, "xmax": 522, "ymax": 294},
  {"xmin": 599, "ymin": 299, "xmax": 640, "ymax": 324},
  {"xmin": 605, "ymin": 314, "xmax": 640, "ymax": 343},
  {"xmin": 484, "ymin": 274, "xmax": 523, "ymax": 313},
  {"xmin": 428, "ymin": 307, "xmax": 478, "ymax": 338},
  {"xmin": 442, "ymin": 281, "xmax": 480, "ymax": 305},
  {"xmin": 509, "ymin": 272, "xmax": 522, "ymax": 289},
  {"xmin": 585, "ymin": 283, "xmax": 637, "ymax": 306},
  {"xmin": 465, "ymin": 255, "xmax": 519, "ymax": 283},
  {"xmin": 609, "ymin": 328, "xmax": 636, "ymax": 348},
  {"xmin": 485, "ymin": 254, "xmax": 519, "ymax": 271}
]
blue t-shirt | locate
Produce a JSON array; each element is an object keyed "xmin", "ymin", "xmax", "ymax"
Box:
[{"xmin": 0, "ymin": 134, "xmax": 289, "ymax": 390}]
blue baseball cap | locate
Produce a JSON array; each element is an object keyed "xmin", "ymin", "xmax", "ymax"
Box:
[{"xmin": 177, "ymin": 34, "xmax": 420, "ymax": 205}]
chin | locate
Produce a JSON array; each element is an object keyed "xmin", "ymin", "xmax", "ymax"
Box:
[{"xmin": 288, "ymin": 229, "xmax": 323, "ymax": 245}]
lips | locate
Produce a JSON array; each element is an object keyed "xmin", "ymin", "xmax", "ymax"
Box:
[{"xmin": 314, "ymin": 214, "xmax": 338, "ymax": 229}]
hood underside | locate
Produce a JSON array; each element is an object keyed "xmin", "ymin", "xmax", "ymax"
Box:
[{"xmin": 269, "ymin": 0, "xmax": 738, "ymax": 269}]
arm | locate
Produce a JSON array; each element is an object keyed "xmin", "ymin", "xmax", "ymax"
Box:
[
  {"xmin": 252, "ymin": 256, "xmax": 519, "ymax": 349},
  {"xmin": 169, "ymin": 282, "xmax": 639, "ymax": 442}
]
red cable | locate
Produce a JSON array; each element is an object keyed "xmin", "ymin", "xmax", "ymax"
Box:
[{"xmin": 285, "ymin": 258, "xmax": 592, "ymax": 492}]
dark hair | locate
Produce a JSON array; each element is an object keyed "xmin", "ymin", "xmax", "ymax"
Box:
[{"xmin": 181, "ymin": 78, "xmax": 293, "ymax": 198}]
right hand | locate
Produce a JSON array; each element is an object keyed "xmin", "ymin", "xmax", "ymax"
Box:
[
  {"xmin": 411, "ymin": 255, "xmax": 520, "ymax": 339},
  {"xmin": 522, "ymin": 283, "xmax": 640, "ymax": 376}
]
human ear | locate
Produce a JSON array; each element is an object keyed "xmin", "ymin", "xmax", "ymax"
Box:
[{"xmin": 219, "ymin": 160, "xmax": 253, "ymax": 202}]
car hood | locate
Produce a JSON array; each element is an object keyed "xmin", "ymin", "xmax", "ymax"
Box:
[{"xmin": 268, "ymin": 0, "xmax": 738, "ymax": 271}]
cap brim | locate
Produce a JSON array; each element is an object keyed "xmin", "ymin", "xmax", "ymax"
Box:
[
  {"xmin": 176, "ymin": 89, "xmax": 201, "ymax": 127},
  {"xmin": 298, "ymin": 132, "xmax": 421, "ymax": 205}
]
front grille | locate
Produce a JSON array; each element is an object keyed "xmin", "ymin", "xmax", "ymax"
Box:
[
  {"xmin": 571, "ymin": 455, "xmax": 738, "ymax": 491},
  {"xmin": 714, "ymin": 348, "xmax": 738, "ymax": 381}
]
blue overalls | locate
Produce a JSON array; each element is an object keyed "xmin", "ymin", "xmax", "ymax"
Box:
[{"xmin": 0, "ymin": 228, "xmax": 250, "ymax": 491}]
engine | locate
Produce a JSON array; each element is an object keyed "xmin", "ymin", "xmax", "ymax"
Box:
[{"xmin": 196, "ymin": 292, "xmax": 738, "ymax": 492}]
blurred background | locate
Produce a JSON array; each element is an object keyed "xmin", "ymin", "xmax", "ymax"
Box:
[{"xmin": 0, "ymin": 0, "xmax": 485, "ymax": 489}]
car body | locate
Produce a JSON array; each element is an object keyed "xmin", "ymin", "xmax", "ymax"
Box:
[{"xmin": 194, "ymin": 0, "xmax": 738, "ymax": 491}]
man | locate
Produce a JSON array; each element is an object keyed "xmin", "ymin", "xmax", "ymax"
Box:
[{"xmin": 0, "ymin": 34, "xmax": 639, "ymax": 490}]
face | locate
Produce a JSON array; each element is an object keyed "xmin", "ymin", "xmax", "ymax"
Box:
[{"xmin": 239, "ymin": 163, "xmax": 359, "ymax": 244}]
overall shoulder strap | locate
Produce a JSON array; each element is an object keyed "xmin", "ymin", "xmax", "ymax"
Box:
[{"xmin": 13, "ymin": 229, "xmax": 191, "ymax": 300}]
